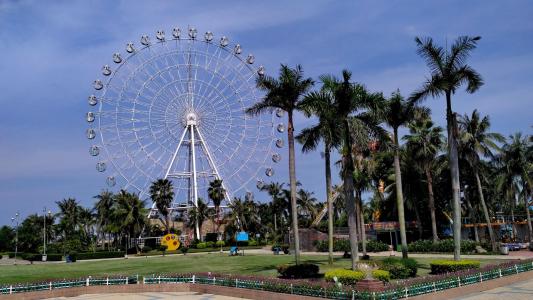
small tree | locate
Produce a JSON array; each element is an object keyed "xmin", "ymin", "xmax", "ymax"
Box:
[{"xmin": 159, "ymin": 244, "xmax": 168, "ymax": 256}]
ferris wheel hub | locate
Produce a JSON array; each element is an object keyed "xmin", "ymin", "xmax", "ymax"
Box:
[{"xmin": 185, "ymin": 112, "xmax": 198, "ymax": 126}]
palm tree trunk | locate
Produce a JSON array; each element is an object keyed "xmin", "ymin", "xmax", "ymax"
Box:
[
  {"xmin": 524, "ymin": 190, "xmax": 533, "ymax": 242},
  {"xmin": 465, "ymin": 198, "xmax": 480, "ymax": 243},
  {"xmin": 324, "ymin": 145, "xmax": 334, "ymax": 265},
  {"xmin": 343, "ymin": 119, "xmax": 359, "ymax": 270},
  {"xmin": 287, "ymin": 111, "xmax": 300, "ymax": 264},
  {"xmin": 357, "ymin": 190, "xmax": 367, "ymax": 256},
  {"xmin": 474, "ymin": 171, "xmax": 497, "ymax": 252},
  {"xmin": 413, "ymin": 201, "xmax": 423, "ymax": 239},
  {"xmin": 446, "ymin": 92, "xmax": 462, "ymax": 261},
  {"xmin": 393, "ymin": 127, "xmax": 408, "ymax": 259},
  {"xmin": 425, "ymin": 167, "xmax": 439, "ymax": 242}
]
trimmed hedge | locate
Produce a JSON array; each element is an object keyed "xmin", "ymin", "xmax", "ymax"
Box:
[
  {"xmin": 196, "ymin": 242, "xmax": 207, "ymax": 249},
  {"xmin": 380, "ymin": 257, "xmax": 418, "ymax": 279},
  {"xmin": 215, "ymin": 240, "xmax": 225, "ymax": 247},
  {"xmin": 324, "ymin": 269, "xmax": 366, "ymax": 285},
  {"xmin": 372, "ymin": 269, "xmax": 391, "ymax": 282},
  {"xmin": 315, "ymin": 239, "xmax": 389, "ymax": 252},
  {"xmin": 430, "ymin": 259, "xmax": 481, "ymax": 274},
  {"xmin": 76, "ymin": 251, "xmax": 126, "ymax": 260},
  {"xmin": 46, "ymin": 253, "xmax": 63, "ymax": 261},
  {"xmin": 408, "ymin": 239, "xmax": 479, "ymax": 253},
  {"xmin": 276, "ymin": 263, "xmax": 319, "ymax": 278}
]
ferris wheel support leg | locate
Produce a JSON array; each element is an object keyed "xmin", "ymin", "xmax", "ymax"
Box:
[
  {"xmin": 190, "ymin": 124, "xmax": 201, "ymax": 240},
  {"xmin": 195, "ymin": 127, "xmax": 233, "ymax": 204}
]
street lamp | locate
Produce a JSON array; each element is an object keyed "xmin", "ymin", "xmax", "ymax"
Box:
[
  {"xmin": 11, "ymin": 212, "xmax": 19, "ymax": 265},
  {"xmin": 43, "ymin": 208, "xmax": 52, "ymax": 261}
]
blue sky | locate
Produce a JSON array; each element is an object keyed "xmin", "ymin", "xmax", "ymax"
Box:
[{"xmin": 0, "ymin": 1, "xmax": 532, "ymax": 225}]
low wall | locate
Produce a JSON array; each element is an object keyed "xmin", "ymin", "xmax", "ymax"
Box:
[{"xmin": 0, "ymin": 283, "xmax": 322, "ymax": 300}]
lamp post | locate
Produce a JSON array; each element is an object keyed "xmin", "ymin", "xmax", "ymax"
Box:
[
  {"xmin": 43, "ymin": 208, "xmax": 51, "ymax": 261},
  {"xmin": 11, "ymin": 212, "xmax": 19, "ymax": 265}
]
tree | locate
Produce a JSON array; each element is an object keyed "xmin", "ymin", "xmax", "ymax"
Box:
[
  {"xmin": 246, "ymin": 64, "xmax": 314, "ymax": 264},
  {"xmin": 383, "ymin": 90, "xmax": 423, "ymax": 258},
  {"xmin": 296, "ymin": 86, "xmax": 342, "ymax": 265},
  {"xmin": 187, "ymin": 198, "xmax": 211, "ymax": 239},
  {"xmin": 458, "ymin": 110, "xmax": 504, "ymax": 252},
  {"xmin": 323, "ymin": 70, "xmax": 385, "ymax": 270},
  {"xmin": 56, "ymin": 198, "xmax": 81, "ymax": 242},
  {"xmin": 0, "ymin": 226, "xmax": 14, "ymax": 252},
  {"xmin": 94, "ymin": 190, "xmax": 114, "ymax": 249},
  {"xmin": 404, "ymin": 116, "xmax": 444, "ymax": 242},
  {"xmin": 113, "ymin": 190, "xmax": 148, "ymax": 247},
  {"xmin": 411, "ymin": 36, "xmax": 484, "ymax": 260},
  {"xmin": 149, "ymin": 179, "xmax": 175, "ymax": 233},
  {"xmin": 497, "ymin": 133, "xmax": 532, "ymax": 242},
  {"xmin": 207, "ymin": 179, "xmax": 226, "ymax": 232}
]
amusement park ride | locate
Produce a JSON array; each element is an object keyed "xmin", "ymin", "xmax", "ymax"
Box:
[{"xmin": 85, "ymin": 26, "xmax": 284, "ymax": 241}]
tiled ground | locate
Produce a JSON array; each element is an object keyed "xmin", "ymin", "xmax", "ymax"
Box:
[
  {"xmin": 46, "ymin": 292, "xmax": 247, "ymax": 300},
  {"xmin": 453, "ymin": 277, "xmax": 533, "ymax": 300}
]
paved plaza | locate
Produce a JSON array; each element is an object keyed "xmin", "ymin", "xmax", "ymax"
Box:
[
  {"xmin": 453, "ymin": 277, "xmax": 533, "ymax": 300},
  {"xmin": 47, "ymin": 292, "xmax": 247, "ymax": 300}
]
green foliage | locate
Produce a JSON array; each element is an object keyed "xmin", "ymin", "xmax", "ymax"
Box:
[
  {"xmin": 324, "ymin": 269, "xmax": 366, "ymax": 285},
  {"xmin": 196, "ymin": 242, "xmax": 207, "ymax": 249},
  {"xmin": 141, "ymin": 246, "xmax": 152, "ymax": 253},
  {"xmin": 276, "ymin": 263, "xmax": 319, "ymax": 278},
  {"xmin": 372, "ymin": 270, "xmax": 390, "ymax": 282},
  {"xmin": 158, "ymin": 245, "xmax": 168, "ymax": 253},
  {"xmin": 180, "ymin": 246, "xmax": 189, "ymax": 255},
  {"xmin": 380, "ymin": 257, "xmax": 418, "ymax": 279},
  {"xmin": 0, "ymin": 226, "xmax": 14, "ymax": 252},
  {"xmin": 314, "ymin": 239, "xmax": 388, "ymax": 252},
  {"xmin": 248, "ymin": 240, "xmax": 258, "ymax": 246},
  {"xmin": 205, "ymin": 241, "xmax": 214, "ymax": 248},
  {"xmin": 46, "ymin": 254, "xmax": 63, "ymax": 261},
  {"xmin": 407, "ymin": 239, "xmax": 479, "ymax": 253},
  {"xmin": 430, "ymin": 260, "xmax": 481, "ymax": 274},
  {"xmin": 215, "ymin": 240, "xmax": 225, "ymax": 247},
  {"xmin": 76, "ymin": 251, "xmax": 125, "ymax": 260}
]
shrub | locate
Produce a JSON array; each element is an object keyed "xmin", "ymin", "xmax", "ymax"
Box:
[
  {"xmin": 180, "ymin": 247, "xmax": 189, "ymax": 255},
  {"xmin": 380, "ymin": 257, "xmax": 417, "ymax": 279},
  {"xmin": 407, "ymin": 239, "xmax": 479, "ymax": 253},
  {"xmin": 324, "ymin": 269, "xmax": 365, "ymax": 285},
  {"xmin": 159, "ymin": 245, "xmax": 168, "ymax": 256},
  {"xmin": 67, "ymin": 251, "xmax": 77, "ymax": 262},
  {"xmin": 205, "ymin": 241, "xmax": 215, "ymax": 248},
  {"xmin": 430, "ymin": 260, "xmax": 480, "ymax": 274},
  {"xmin": 141, "ymin": 246, "xmax": 153, "ymax": 253},
  {"xmin": 76, "ymin": 251, "xmax": 125, "ymax": 260},
  {"xmin": 196, "ymin": 242, "xmax": 207, "ymax": 249},
  {"xmin": 366, "ymin": 240, "xmax": 389, "ymax": 252},
  {"xmin": 372, "ymin": 270, "xmax": 390, "ymax": 282},
  {"xmin": 248, "ymin": 240, "xmax": 258, "ymax": 246},
  {"xmin": 277, "ymin": 263, "xmax": 319, "ymax": 279},
  {"xmin": 408, "ymin": 240, "xmax": 434, "ymax": 252},
  {"xmin": 21, "ymin": 253, "xmax": 41, "ymax": 262},
  {"xmin": 215, "ymin": 240, "xmax": 225, "ymax": 247},
  {"xmin": 314, "ymin": 239, "xmax": 388, "ymax": 252},
  {"xmin": 46, "ymin": 253, "xmax": 63, "ymax": 261},
  {"xmin": 0, "ymin": 254, "xmax": 2, "ymax": 259}
]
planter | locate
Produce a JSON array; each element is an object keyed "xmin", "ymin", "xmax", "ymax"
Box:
[{"xmin": 500, "ymin": 246, "xmax": 509, "ymax": 255}]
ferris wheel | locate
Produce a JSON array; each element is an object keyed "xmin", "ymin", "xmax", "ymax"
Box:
[{"xmin": 85, "ymin": 27, "xmax": 284, "ymax": 220}]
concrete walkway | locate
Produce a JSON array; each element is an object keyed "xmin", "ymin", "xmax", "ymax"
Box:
[
  {"xmin": 46, "ymin": 292, "xmax": 246, "ymax": 300},
  {"xmin": 453, "ymin": 277, "xmax": 533, "ymax": 300}
]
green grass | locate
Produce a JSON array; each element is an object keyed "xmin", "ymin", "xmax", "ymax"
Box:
[{"xmin": 0, "ymin": 254, "xmax": 503, "ymax": 285}]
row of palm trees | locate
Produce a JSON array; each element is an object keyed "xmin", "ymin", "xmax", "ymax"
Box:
[{"xmin": 245, "ymin": 34, "xmax": 531, "ymax": 269}]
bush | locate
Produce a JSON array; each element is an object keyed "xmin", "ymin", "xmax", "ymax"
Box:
[
  {"xmin": 76, "ymin": 251, "xmax": 125, "ymax": 260},
  {"xmin": 21, "ymin": 253, "xmax": 41, "ymax": 262},
  {"xmin": 141, "ymin": 246, "xmax": 152, "ymax": 253},
  {"xmin": 205, "ymin": 233, "xmax": 218, "ymax": 243},
  {"xmin": 205, "ymin": 241, "xmax": 215, "ymax": 248},
  {"xmin": 430, "ymin": 260, "xmax": 480, "ymax": 274},
  {"xmin": 324, "ymin": 269, "xmax": 365, "ymax": 285},
  {"xmin": 46, "ymin": 253, "xmax": 63, "ymax": 261},
  {"xmin": 0, "ymin": 254, "xmax": 2, "ymax": 259},
  {"xmin": 248, "ymin": 240, "xmax": 258, "ymax": 246},
  {"xmin": 67, "ymin": 251, "xmax": 77, "ymax": 262},
  {"xmin": 314, "ymin": 239, "xmax": 388, "ymax": 252},
  {"xmin": 372, "ymin": 270, "xmax": 390, "ymax": 282},
  {"xmin": 380, "ymin": 257, "xmax": 418, "ymax": 279},
  {"xmin": 408, "ymin": 239, "xmax": 479, "ymax": 253},
  {"xmin": 215, "ymin": 240, "xmax": 225, "ymax": 247},
  {"xmin": 180, "ymin": 247, "xmax": 189, "ymax": 255},
  {"xmin": 196, "ymin": 242, "xmax": 207, "ymax": 249},
  {"xmin": 277, "ymin": 263, "xmax": 319, "ymax": 279},
  {"xmin": 126, "ymin": 247, "xmax": 137, "ymax": 255}
]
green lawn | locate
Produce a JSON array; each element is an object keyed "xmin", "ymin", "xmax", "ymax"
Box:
[{"xmin": 0, "ymin": 253, "xmax": 503, "ymax": 285}]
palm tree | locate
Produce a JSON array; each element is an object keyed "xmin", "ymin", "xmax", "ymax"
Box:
[
  {"xmin": 207, "ymin": 179, "xmax": 226, "ymax": 232},
  {"xmin": 246, "ymin": 64, "xmax": 314, "ymax": 264},
  {"xmin": 296, "ymin": 87, "xmax": 342, "ymax": 265},
  {"xmin": 410, "ymin": 36, "xmax": 484, "ymax": 260},
  {"xmin": 113, "ymin": 190, "xmax": 148, "ymax": 248},
  {"xmin": 94, "ymin": 190, "xmax": 114, "ymax": 249},
  {"xmin": 187, "ymin": 198, "xmax": 211, "ymax": 239},
  {"xmin": 56, "ymin": 198, "xmax": 80, "ymax": 243},
  {"xmin": 404, "ymin": 117, "xmax": 444, "ymax": 242},
  {"xmin": 383, "ymin": 90, "xmax": 423, "ymax": 258},
  {"xmin": 297, "ymin": 189, "xmax": 318, "ymax": 221},
  {"xmin": 149, "ymin": 179, "xmax": 174, "ymax": 233},
  {"xmin": 324, "ymin": 70, "xmax": 385, "ymax": 270},
  {"xmin": 458, "ymin": 110, "xmax": 504, "ymax": 252},
  {"xmin": 497, "ymin": 133, "xmax": 532, "ymax": 242}
]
